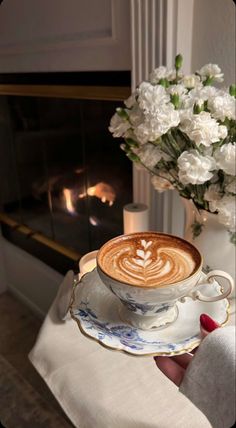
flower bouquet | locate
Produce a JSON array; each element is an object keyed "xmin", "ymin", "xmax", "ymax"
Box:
[{"xmin": 109, "ymin": 55, "xmax": 236, "ymax": 243}]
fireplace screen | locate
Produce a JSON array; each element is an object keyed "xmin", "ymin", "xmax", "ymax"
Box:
[{"xmin": 0, "ymin": 83, "xmax": 132, "ymax": 273}]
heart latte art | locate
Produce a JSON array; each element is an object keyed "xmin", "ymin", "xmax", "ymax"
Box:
[{"xmin": 98, "ymin": 233, "xmax": 200, "ymax": 287}]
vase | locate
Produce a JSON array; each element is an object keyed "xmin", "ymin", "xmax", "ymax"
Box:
[{"xmin": 182, "ymin": 197, "xmax": 235, "ymax": 301}]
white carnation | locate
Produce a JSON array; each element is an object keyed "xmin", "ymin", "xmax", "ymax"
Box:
[
  {"xmin": 214, "ymin": 143, "xmax": 236, "ymax": 175},
  {"xmin": 109, "ymin": 113, "xmax": 130, "ymax": 138},
  {"xmin": 179, "ymin": 108, "xmax": 193, "ymax": 122},
  {"xmin": 149, "ymin": 67, "xmax": 180, "ymax": 84},
  {"xmin": 180, "ymin": 111, "xmax": 226, "ymax": 147},
  {"xmin": 178, "ymin": 150, "xmax": 216, "ymax": 185},
  {"xmin": 167, "ymin": 69, "xmax": 183, "ymax": 81},
  {"xmin": 135, "ymin": 144, "xmax": 170, "ymax": 170},
  {"xmin": 149, "ymin": 66, "xmax": 169, "ymax": 84},
  {"xmin": 204, "ymin": 184, "xmax": 222, "ymax": 202},
  {"xmin": 182, "ymin": 86, "xmax": 218, "ymax": 110},
  {"xmin": 197, "ymin": 64, "xmax": 224, "ymax": 82},
  {"xmin": 207, "ymin": 93, "xmax": 236, "ymax": 121},
  {"xmin": 218, "ymin": 125, "xmax": 228, "ymax": 140},
  {"xmin": 124, "ymin": 93, "xmax": 137, "ymax": 108},
  {"xmin": 151, "ymin": 174, "xmax": 174, "ymax": 192},
  {"xmin": 129, "ymin": 105, "xmax": 144, "ymax": 127},
  {"xmin": 167, "ymin": 84, "xmax": 187, "ymax": 97},
  {"xmin": 209, "ymin": 196, "xmax": 236, "ymax": 231},
  {"xmin": 225, "ymin": 177, "xmax": 236, "ymax": 194},
  {"xmin": 134, "ymin": 104, "xmax": 179, "ymax": 144},
  {"xmin": 181, "ymin": 74, "xmax": 202, "ymax": 89},
  {"xmin": 138, "ymin": 82, "xmax": 170, "ymax": 115}
]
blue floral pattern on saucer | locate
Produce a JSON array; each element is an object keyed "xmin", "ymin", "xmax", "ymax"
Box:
[{"xmin": 70, "ymin": 269, "xmax": 229, "ymax": 356}]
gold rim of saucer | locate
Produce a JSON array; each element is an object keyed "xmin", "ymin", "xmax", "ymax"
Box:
[{"xmin": 69, "ymin": 275, "xmax": 230, "ymax": 358}]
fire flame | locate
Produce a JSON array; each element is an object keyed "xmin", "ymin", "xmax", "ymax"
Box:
[
  {"xmin": 63, "ymin": 188, "xmax": 76, "ymax": 214},
  {"xmin": 86, "ymin": 182, "xmax": 115, "ymax": 206},
  {"xmin": 63, "ymin": 182, "xmax": 116, "ymax": 217}
]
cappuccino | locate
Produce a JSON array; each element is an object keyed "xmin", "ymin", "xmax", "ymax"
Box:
[{"xmin": 97, "ymin": 232, "xmax": 201, "ymax": 287}]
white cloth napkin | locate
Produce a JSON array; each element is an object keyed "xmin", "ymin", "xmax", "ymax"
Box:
[{"xmin": 29, "ymin": 271, "xmax": 211, "ymax": 428}]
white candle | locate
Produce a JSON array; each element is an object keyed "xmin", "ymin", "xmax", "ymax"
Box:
[
  {"xmin": 79, "ymin": 250, "xmax": 98, "ymax": 276},
  {"xmin": 123, "ymin": 203, "xmax": 149, "ymax": 234}
]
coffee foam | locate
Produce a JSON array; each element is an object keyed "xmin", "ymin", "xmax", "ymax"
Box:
[{"xmin": 98, "ymin": 233, "xmax": 201, "ymax": 287}]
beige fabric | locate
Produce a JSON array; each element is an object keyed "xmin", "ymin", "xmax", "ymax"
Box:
[
  {"xmin": 29, "ymin": 271, "xmax": 211, "ymax": 428},
  {"xmin": 180, "ymin": 327, "xmax": 236, "ymax": 428}
]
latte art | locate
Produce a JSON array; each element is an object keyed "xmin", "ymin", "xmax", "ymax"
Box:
[{"xmin": 98, "ymin": 233, "xmax": 200, "ymax": 287}]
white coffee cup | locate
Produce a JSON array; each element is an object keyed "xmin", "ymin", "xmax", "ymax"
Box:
[{"xmin": 97, "ymin": 232, "xmax": 234, "ymax": 330}]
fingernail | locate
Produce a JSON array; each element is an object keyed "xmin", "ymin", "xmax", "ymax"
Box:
[{"xmin": 200, "ymin": 314, "xmax": 219, "ymax": 332}]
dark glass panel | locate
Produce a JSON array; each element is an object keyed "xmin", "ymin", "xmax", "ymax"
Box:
[{"xmin": 0, "ymin": 94, "xmax": 132, "ymax": 260}]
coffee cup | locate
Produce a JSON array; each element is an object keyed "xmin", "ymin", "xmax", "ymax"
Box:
[{"xmin": 97, "ymin": 232, "xmax": 234, "ymax": 330}]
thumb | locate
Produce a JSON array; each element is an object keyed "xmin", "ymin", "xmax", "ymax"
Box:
[{"xmin": 200, "ymin": 313, "xmax": 220, "ymax": 338}]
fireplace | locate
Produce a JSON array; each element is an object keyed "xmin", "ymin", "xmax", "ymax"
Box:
[{"xmin": 0, "ymin": 72, "xmax": 132, "ymax": 274}]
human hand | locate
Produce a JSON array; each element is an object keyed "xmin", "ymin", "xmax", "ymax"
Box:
[{"xmin": 154, "ymin": 314, "xmax": 219, "ymax": 387}]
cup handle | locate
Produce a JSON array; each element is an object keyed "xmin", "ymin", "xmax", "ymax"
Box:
[{"xmin": 189, "ymin": 270, "xmax": 234, "ymax": 302}]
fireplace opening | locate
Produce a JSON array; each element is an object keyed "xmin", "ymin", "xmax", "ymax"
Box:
[{"xmin": 0, "ymin": 72, "xmax": 132, "ymax": 274}]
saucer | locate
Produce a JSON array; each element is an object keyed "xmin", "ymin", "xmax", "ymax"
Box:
[{"xmin": 70, "ymin": 268, "xmax": 230, "ymax": 357}]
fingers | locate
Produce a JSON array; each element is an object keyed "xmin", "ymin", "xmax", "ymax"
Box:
[
  {"xmin": 154, "ymin": 356, "xmax": 185, "ymax": 387},
  {"xmin": 154, "ymin": 314, "xmax": 220, "ymax": 387},
  {"xmin": 200, "ymin": 313, "xmax": 220, "ymax": 338},
  {"xmin": 170, "ymin": 353, "xmax": 193, "ymax": 369}
]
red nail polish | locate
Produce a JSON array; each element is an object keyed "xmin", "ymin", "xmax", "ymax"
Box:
[{"xmin": 200, "ymin": 314, "xmax": 219, "ymax": 332}]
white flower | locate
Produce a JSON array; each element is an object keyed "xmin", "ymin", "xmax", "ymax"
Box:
[
  {"xmin": 204, "ymin": 184, "xmax": 222, "ymax": 202},
  {"xmin": 225, "ymin": 177, "xmax": 236, "ymax": 194},
  {"xmin": 149, "ymin": 66, "xmax": 169, "ymax": 84},
  {"xmin": 109, "ymin": 113, "xmax": 130, "ymax": 138},
  {"xmin": 178, "ymin": 150, "xmax": 216, "ymax": 185},
  {"xmin": 209, "ymin": 196, "xmax": 236, "ymax": 231},
  {"xmin": 207, "ymin": 93, "xmax": 236, "ymax": 121},
  {"xmin": 151, "ymin": 174, "xmax": 174, "ymax": 192},
  {"xmin": 180, "ymin": 111, "xmax": 227, "ymax": 147},
  {"xmin": 179, "ymin": 108, "xmax": 193, "ymax": 122},
  {"xmin": 218, "ymin": 125, "xmax": 228, "ymax": 140},
  {"xmin": 197, "ymin": 64, "xmax": 224, "ymax": 82},
  {"xmin": 181, "ymin": 74, "xmax": 202, "ymax": 89},
  {"xmin": 214, "ymin": 143, "xmax": 236, "ymax": 175},
  {"xmin": 138, "ymin": 82, "xmax": 170, "ymax": 115},
  {"xmin": 182, "ymin": 86, "xmax": 218, "ymax": 110},
  {"xmin": 124, "ymin": 93, "xmax": 137, "ymax": 108},
  {"xmin": 128, "ymin": 105, "xmax": 144, "ymax": 127},
  {"xmin": 167, "ymin": 84, "xmax": 187, "ymax": 97},
  {"xmin": 149, "ymin": 67, "xmax": 180, "ymax": 84},
  {"xmin": 167, "ymin": 69, "xmax": 183, "ymax": 81},
  {"xmin": 135, "ymin": 144, "xmax": 170, "ymax": 170},
  {"xmin": 134, "ymin": 104, "xmax": 180, "ymax": 144},
  {"xmin": 109, "ymin": 57, "xmax": 236, "ymax": 213}
]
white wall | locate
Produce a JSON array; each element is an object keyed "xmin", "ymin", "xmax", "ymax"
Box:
[
  {"xmin": 0, "ymin": 0, "xmax": 131, "ymax": 72},
  {"xmin": 1, "ymin": 235, "xmax": 63, "ymax": 316},
  {"xmin": 191, "ymin": 0, "xmax": 235, "ymax": 85}
]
